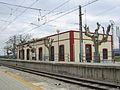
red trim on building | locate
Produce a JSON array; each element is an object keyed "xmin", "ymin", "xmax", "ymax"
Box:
[
  {"xmin": 74, "ymin": 38, "xmax": 112, "ymax": 42},
  {"xmin": 20, "ymin": 30, "xmax": 112, "ymax": 46},
  {"xmin": 69, "ymin": 31, "xmax": 74, "ymax": 62}
]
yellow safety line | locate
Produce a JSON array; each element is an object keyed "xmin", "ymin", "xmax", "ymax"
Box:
[{"xmin": 0, "ymin": 69, "xmax": 43, "ymax": 90}]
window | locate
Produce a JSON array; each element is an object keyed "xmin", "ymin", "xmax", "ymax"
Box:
[
  {"xmin": 19, "ymin": 50, "xmax": 21, "ymax": 59},
  {"xmin": 21, "ymin": 49, "xmax": 24, "ymax": 60},
  {"xmin": 103, "ymin": 49, "xmax": 108, "ymax": 59},
  {"xmin": 51, "ymin": 46, "xmax": 54, "ymax": 61},
  {"xmin": 26, "ymin": 49, "xmax": 30, "ymax": 60},
  {"xmin": 59, "ymin": 45, "xmax": 64, "ymax": 61},
  {"xmin": 85, "ymin": 44, "xmax": 92, "ymax": 62},
  {"xmin": 39, "ymin": 47, "xmax": 42, "ymax": 61},
  {"xmin": 31, "ymin": 48, "xmax": 36, "ymax": 60}
]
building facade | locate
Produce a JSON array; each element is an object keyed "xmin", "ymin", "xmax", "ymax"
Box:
[{"xmin": 17, "ymin": 30, "xmax": 113, "ymax": 62}]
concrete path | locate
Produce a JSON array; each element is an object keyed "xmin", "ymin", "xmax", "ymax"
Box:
[{"xmin": 0, "ymin": 69, "xmax": 42, "ymax": 90}]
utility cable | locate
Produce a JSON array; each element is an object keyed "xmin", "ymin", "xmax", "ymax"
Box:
[
  {"xmin": 0, "ymin": 0, "xmax": 39, "ymax": 32},
  {"xmin": 19, "ymin": 0, "xmax": 99, "ymax": 35},
  {"xmin": 0, "ymin": 1, "xmax": 47, "ymax": 11},
  {"xmin": 42, "ymin": 0, "xmax": 71, "ymax": 18},
  {"xmin": 0, "ymin": 0, "xmax": 26, "ymax": 29}
]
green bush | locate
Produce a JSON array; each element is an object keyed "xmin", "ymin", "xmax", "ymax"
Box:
[{"xmin": 115, "ymin": 56, "xmax": 120, "ymax": 62}]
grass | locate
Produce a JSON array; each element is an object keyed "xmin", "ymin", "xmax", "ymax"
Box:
[{"xmin": 115, "ymin": 56, "xmax": 120, "ymax": 62}]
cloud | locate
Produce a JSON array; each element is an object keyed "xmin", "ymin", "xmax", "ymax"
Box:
[{"xmin": 0, "ymin": 0, "xmax": 120, "ymax": 55}]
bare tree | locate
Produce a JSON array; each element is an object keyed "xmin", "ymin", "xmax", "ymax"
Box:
[
  {"xmin": 44, "ymin": 37, "xmax": 54, "ymax": 61},
  {"xmin": 4, "ymin": 34, "xmax": 32, "ymax": 58},
  {"xmin": 84, "ymin": 22, "xmax": 111, "ymax": 62}
]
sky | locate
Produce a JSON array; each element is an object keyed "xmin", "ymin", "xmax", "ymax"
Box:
[{"xmin": 0, "ymin": 0, "xmax": 120, "ymax": 55}]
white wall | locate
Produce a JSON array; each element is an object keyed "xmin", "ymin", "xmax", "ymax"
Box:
[
  {"xmin": 74, "ymin": 32, "xmax": 112, "ymax": 62},
  {"xmin": 17, "ymin": 31, "xmax": 113, "ymax": 63}
]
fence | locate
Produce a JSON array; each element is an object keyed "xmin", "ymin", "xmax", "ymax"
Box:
[
  {"xmin": 17, "ymin": 50, "xmax": 115, "ymax": 63},
  {"xmin": 82, "ymin": 51, "xmax": 114, "ymax": 63},
  {"xmin": 39, "ymin": 53, "xmax": 70, "ymax": 62}
]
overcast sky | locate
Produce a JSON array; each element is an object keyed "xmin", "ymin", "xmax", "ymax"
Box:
[{"xmin": 0, "ymin": 0, "xmax": 120, "ymax": 55}]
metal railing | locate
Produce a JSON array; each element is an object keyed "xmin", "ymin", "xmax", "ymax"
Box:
[
  {"xmin": 39, "ymin": 53, "xmax": 70, "ymax": 62},
  {"xmin": 82, "ymin": 51, "xmax": 114, "ymax": 63}
]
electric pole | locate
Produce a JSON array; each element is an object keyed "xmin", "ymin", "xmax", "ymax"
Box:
[
  {"xmin": 13, "ymin": 35, "xmax": 16, "ymax": 58},
  {"xmin": 79, "ymin": 5, "xmax": 83, "ymax": 62}
]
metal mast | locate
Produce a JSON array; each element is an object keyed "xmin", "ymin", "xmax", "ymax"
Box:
[{"xmin": 79, "ymin": 5, "xmax": 83, "ymax": 62}]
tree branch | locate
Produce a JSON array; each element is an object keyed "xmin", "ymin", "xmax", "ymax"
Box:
[
  {"xmin": 84, "ymin": 24, "xmax": 93, "ymax": 38},
  {"xmin": 99, "ymin": 25, "xmax": 111, "ymax": 45}
]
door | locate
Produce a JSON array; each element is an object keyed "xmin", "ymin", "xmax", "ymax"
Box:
[
  {"xmin": 39, "ymin": 47, "xmax": 42, "ymax": 61},
  {"xmin": 26, "ymin": 49, "xmax": 30, "ymax": 60},
  {"xmin": 21, "ymin": 49, "xmax": 24, "ymax": 60},
  {"xmin": 59, "ymin": 45, "xmax": 64, "ymax": 61},
  {"xmin": 103, "ymin": 49, "xmax": 108, "ymax": 59},
  {"xmin": 51, "ymin": 46, "xmax": 54, "ymax": 61},
  {"xmin": 85, "ymin": 44, "xmax": 92, "ymax": 62}
]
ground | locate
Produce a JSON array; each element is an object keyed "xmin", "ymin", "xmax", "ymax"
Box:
[{"xmin": 0, "ymin": 66, "xmax": 94, "ymax": 90}]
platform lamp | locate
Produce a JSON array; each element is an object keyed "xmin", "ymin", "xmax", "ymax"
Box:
[{"xmin": 57, "ymin": 29, "xmax": 60, "ymax": 61}]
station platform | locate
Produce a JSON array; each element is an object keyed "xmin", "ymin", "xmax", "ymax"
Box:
[{"xmin": 0, "ymin": 69, "xmax": 42, "ymax": 90}]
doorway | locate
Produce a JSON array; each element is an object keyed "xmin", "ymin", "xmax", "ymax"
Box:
[
  {"xmin": 85, "ymin": 44, "xmax": 92, "ymax": 62},
  {"xmin": 26, "ymin": 49, "xmax": 30, "ymax": 60},
  {"xmin": 39, "ymin": 47, "xmax": 42, "ymax": 61}
]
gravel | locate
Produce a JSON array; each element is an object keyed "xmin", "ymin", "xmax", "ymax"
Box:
[{"xmin": 0, "ymin": 66, "xmax": 94, "ymax": 90}]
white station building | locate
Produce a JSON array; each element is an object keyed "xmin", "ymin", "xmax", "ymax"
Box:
[{"xmin": 17, "ymin": 30, "xmax": 113, "ymax": 63}]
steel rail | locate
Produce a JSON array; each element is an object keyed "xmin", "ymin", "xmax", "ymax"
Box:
[{"xmin": 1, "ymin": 64, "xmax": 120, "ymax": 90}]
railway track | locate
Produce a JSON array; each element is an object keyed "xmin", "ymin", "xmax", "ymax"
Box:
[{"xmin": 3, "ymin": 65, "xmax": 120, "ymax": 90}]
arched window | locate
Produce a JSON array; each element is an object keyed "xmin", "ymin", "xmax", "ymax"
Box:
[
  {"xmin": 51, "ymin": 46, "xmax": 54, "ymax": 61},
  {"xmin": 85, "ymin": 44, "xmax": 92, "ymax": 62},
  {"xmin": 59, "ymin": 45, "xmax": 64, "ymax": 61},
  {"xmin": 21, "ymin": 49, "xmax": 24, "ymax": 60},
  {"xmin": 26, "ymin": 49, "xmax": 30, "ymax": 60},
  {"xmin": 39, "ymin": 47, "xmax": 42, "ymax": 61},
  {"xmin": 103, "ymin": 49, "xmax": 108, "ymax": 59}
]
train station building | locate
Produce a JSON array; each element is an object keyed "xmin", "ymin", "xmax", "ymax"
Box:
[{"xmin": 17, "ymin": 30, "xmax": 113, "ymax": 62}]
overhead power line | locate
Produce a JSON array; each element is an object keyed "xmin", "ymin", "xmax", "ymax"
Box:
[
  {"xmin": 1, "ymin": 0, "xmax": 99, "ymax": 47},
  {"xmin": 20, "ymin": 7, "xmax": 78, "ymax": 34},
  {"xmin": 42, "ymin": 0, "xmax": 71, "ymax": 18},
  {"xmin": 0, "ymin": 0, "xmax": 26, "ymax": 29},
  {"xmin": 0, "ymin": 1, "xmax": 48, "ymax": 11},
  {"xmin": 82, "ymin": 0, "xmax": 99, "ymax": 8},
  {"xmin": 0, "ymin": 0, "xmax": 39, "ymax": 32},
  {"xmin": 0, "ymin": 19, "xmax": 11, "ymax": 23},
  {"xmin": 20, "ymin": 0, "xmax": 99, "ymax": 34},
  {"xmin": 11, "ymin": 0, "xmax": 26, "ymax": 15}
]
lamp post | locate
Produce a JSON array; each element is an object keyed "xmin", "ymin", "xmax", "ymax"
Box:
[{"xmin": 57, "ymin": 29, "xmax": 60, "ymax": 61}]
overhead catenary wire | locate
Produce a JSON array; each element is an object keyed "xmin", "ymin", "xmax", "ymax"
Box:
[
  {"xmin": 0, "ymin": 1, "xmax": 69, "ymax": 18},
  {"xmin": 18, "ymin": 7, "xmax": 78, "ymax": 35},
  {"xmin": 9, "ymin": 0, "xmax": 73, "ymax": 34},
  {"xmin": 0, "ymin": 0, "xmax": 26, "ymax": 29},
  {"xmin": 11, "ymin": 0, "xmax": 26, "ymax": 15},
  {"xmin": 0, "ymin": 0, "xmax": 71, "ymax": 33},
  {"xmin": 20, "ymin": 0, "xmax": 99, "ymax": 35},
  {"xmin": 1, "ymin": 0, "xmax": 100, "ymax": 55},
  {"xmin": 0, "ymin": 1, "xmax": 48, "ymax": 11},
  {"xmin": 85, "ymin": 3, "xmax": 120, "ymax": 26},
  {"xmin": 2, "ymin": 0, "xmax": 99, "ymax": 44},
  {"xmin": 0, "ymin": 0, "xmax": 40, "ymax": 32},
  {"xmin": 42, "ymin": 0, "xmax": 71, "ymax": 18}
]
